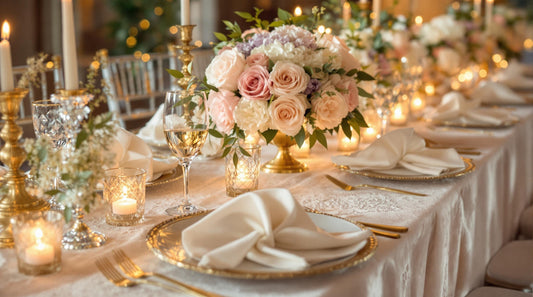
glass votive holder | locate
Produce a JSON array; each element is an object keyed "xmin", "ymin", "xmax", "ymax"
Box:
[
  {"xmin": 290, "ymin": 139, "xmax": 310, "ymax": 158},
  {"xmin": 337, "ymin": 128, "xmax": 360, "ymax": 152},
  {"xmin": 104, "ymin": 168, "xmax": 146, "ymax": 226},
  {"xmin": 225, "ymin": 144, "xmax": 261, "ymax": 197},
  {"xmin": 11, "ymin": 211, "xmax": 63, "ymax": 275}
]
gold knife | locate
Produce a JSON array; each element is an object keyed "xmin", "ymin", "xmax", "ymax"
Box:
[
  {"xmin": 325, "ymin": 174, "xmax": 427, "ymax": 197},
  {"xmin": 358, "ymin": 221, "xmax": 408, "ymax": 233}
]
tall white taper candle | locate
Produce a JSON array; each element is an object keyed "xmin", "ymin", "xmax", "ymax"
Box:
[
  {"xmin": 0, "ymin": 21, "xmax": 14, "ymax": 92},
  {"xmin": 61, "ymin": 0, "xmax": 79, "ymax": 90},
  {"xmin": 180, "ymin": 0, "xmax": 190, "ymax": 25},
  {"xmin": 372, "ymin": 0, "xmax": 381, "ymax": 28}
]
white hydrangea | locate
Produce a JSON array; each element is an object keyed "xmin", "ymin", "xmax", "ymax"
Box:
[{"xmin": 233, "ymin": 98, "xmax": 270, "ymax": 133}]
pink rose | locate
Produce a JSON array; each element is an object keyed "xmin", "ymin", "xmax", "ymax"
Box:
[
  {"xmin": 207, "ymin": 89, "xmax": 240, "ymax": 134},
  {"xmin": 237, "ymin": 65, "xmax": 271, "ymax": 101},
  {"xmin": 312, "ymin": 88, "xmax": 349, "ymax": 130},
  {"xmin": 206, "ymin": 48, "xmax": 246, "ymax": 91},
  {"xmin": 334, "ymin": 76, "xmax": 359, "ymax": 111},
  {"xmin": 268, "ymin": 94, "xmax": 308, "ymax": 136},
  {"xmin": 269, "ymin": 61, "xmax": 309, "ymax": 96},
  {"xmin": 246, "ymin": 53, "xmax": 269, "ymax": 67},
  {"xmin": 333, "ymin": 36, "xmax": 361, "ymax": 71}
]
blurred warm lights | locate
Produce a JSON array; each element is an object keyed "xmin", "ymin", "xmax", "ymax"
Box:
[
  {"xmin": 414, "ymin": 16, "xmax": 423, "ymax": 25},
  {"xmin": 424, "ymin": 83, "xmax": 435, "ymax": 96},
  {"xmin": 154, "ymin": 6, "xmax": 163, "ymax": 16},
  {"xmin": 45, "ymin": 61, "xmax": 54, "ymax": 69},
  {"xmin": 325, "ymin": 27, "xmax": 332, "ymax": 34},
  {"xmin": 451, "ymin": 2, "xmax": 460, "ymax": 10},
  {"xmin": 90, "ymin": 60, "xmax": 100, "ymax": 70},
  {"xmin": 492, "ymin": 54, "xmax": 502, "ymax": 64},
  {"xmin": 479, "ymin": 68, "xmax": 488, "ymax": 78},
  {"xmin": 139, "ymin": 19, "xmax": 150, "ymax": 30},
  {"xmin": 369, "ymin": 12, "xmax": 376, "ymax": 21},
  {"xmin": 194, "ymin": 40, "xmax": 203, "ymax": 47},
  {"xmin": 499, "ymin": 60, "xmax": 508, "ymax": 68},
  {"xmin": 126, "ymin": 36, "xmax": 137, "ymax": 48},
  {"xmin": 141, "ymin": 53, "xmax": 151, "ymax": 62},
  {"xmin": 129, "ymin": 27, "xmax": 138, "ymax": 36},
  {"xmin": 524, "ymin": 38, "xmax": 533, "ymax": 50},
  {"xmin": 294, "ymin": 6, "xmax": 302, "ymax": 17},
  {"xmin": 169, "ymin": 25, "xmax": 178, "ymax": 34},
  {"xmin": 134, "ymin": 51, "xmax": 142, "ymax": 59},
  {"xmin": 317, "ymin": 25, "xmax": 325, "ymax": 34}
]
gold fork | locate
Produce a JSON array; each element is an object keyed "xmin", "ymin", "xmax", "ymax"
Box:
[
  {"xmin": 112, "ymin": 249, "xmax": 220, "ymax": 297},
  {"xmin": 325, "ymin": 174, "xmax": 427, "ymax": 197},
  {"xmin": 95, "ymin": 257, "xmax": 183, "ymax": 293}
]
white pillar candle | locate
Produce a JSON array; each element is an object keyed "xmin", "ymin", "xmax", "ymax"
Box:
[
  {"xmin": 0, "ymin": 21, "xmax": 14, "ymax": 92},
  {"xmin": 112, "ymin": 198, "xmax": 137, "ymax": 215},
  {"xmin": 25, "ymin": 228, "xmax": 54, "ymax": 266},
  {"xmin": 390, "ymin": 106, "xmax": 407, "ymax": 126},
  {"xmin": 372, "ymin": 0, "xmax": 381, "ymax": 28},
  {"xmin": 485, "ymin": 0, "xmax": 494, "ymax": 32},
  {"xmin": 473, "ymin": 0, "xmax": 482, "ymax": 19},
  {"xmin": 61, "ymin": 0, "xmax": 79, "ymax": 90},
  {"xmin": 180, "ymin": 0, "xmax": 190, "ymax": 25}
]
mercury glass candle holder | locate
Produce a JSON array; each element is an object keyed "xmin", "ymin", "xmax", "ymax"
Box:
[
  {"xmin": 11, "ymin": 211, "xmax": 63, "ymax": 275},
  {"xmin": 225, "ymin": 144, "xmax": 261, "ymax": 197},
  {"xmin": 104, "ymin": 168, "xmax": 146, "ymax": 226}
]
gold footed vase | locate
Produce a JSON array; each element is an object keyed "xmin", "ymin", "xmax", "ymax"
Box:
[
  {"xmin": 261, "ymin": 132, "xmax": 308, "ymax": 174},
  {"xmin": 0, "ymin": 89, "xmax": 49, "ymax": 248}
]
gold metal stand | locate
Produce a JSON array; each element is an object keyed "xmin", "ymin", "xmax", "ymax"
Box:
[
  {"xmin": 261, "ymin": 132, "xmax": 308, "ymax": 174},
  {"xmin": 0, "ymin": 89, "xmax": 49, "ymax": 248},
  {"xmin": 175, "ymin": 25, "xmax": 198, "ymax": 90}
]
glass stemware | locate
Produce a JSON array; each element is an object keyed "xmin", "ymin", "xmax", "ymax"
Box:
[
  {"xmin": 373, "ymin": 73, "xmax": 402, "ymax": 138},
  {"xmin": 163, "ymin": 90, "xmax": 208, "ymax": 216}
]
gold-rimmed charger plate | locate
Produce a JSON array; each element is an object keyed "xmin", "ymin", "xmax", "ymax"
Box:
[
  {"xmin": 146, "ymin": 211, "xmax": 377, "ymax": 279},
  {"xmin": 338, "ymin": 157, "xmax": 475, "ymax": 181},
  {"xmin": 429, "ymin": 118, "xmax": 519, "ymax": 129},
  {"xmin": 147, "ymin": 167, "xmax": 182, "ymax": 187}
]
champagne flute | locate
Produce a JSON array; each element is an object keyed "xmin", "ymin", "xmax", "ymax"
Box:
[{"xmin": 163, "ymin": 90, "xmax": 208, "ymax": 215}]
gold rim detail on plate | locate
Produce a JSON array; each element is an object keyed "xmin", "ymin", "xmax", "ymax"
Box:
[
  {"xmin": 147, "ymin": 167, "xmax": 182, "ymax": 187},
  {"xmin": 428, "ymin": 117, "xmax": 519, "ymax": 129},
  {"xmin": 337, "ymin": 157, "xmax": 475, "ymax": 181},
  {"xmin": 145, "ymin": 210, "xmax": 378, "ymax": 279}
]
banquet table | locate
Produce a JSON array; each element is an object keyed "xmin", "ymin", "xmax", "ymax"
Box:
[{"xmin": 1, "ymin": 106, "xmax": 532, "ymax": 297}]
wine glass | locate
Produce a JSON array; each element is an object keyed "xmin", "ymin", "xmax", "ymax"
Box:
[
  {"xmin": 373, "ymin": 73, "xmax": 402, "ymax": 138},
  {"xmin": 163, "ymin": 90, "xmax": 208, "ymax": 215},
  {"xmin": 32, "ymin": 100, "xmax": 67, "ymax": 149}
]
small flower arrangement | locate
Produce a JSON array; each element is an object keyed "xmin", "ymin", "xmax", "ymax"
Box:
[{"xmin": 176, "ymin": 8, "xmax": 373, "ymax": 157}]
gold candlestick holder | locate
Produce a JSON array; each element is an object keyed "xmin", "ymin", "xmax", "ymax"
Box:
[
  {"xmin": 0, "ymin": 88, "xmax": 49, "ymax": 249},
  {"xmin": 175, "ymin": 25, "xmax": 198, "ymax": 90}
]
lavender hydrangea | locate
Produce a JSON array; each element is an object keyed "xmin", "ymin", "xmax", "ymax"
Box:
[
  {"xmin": 236, "ymin": 25, "xmax": 317, "ymax": 57},
  {"xmin": 303, "ymin": 78, "xmax": 321, "ymax": 96}
]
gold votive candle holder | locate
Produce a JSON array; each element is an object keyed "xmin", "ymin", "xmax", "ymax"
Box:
[
  {"xmin": 11, "ymin": 211, "xmax": 63, "ymax": 275},
  {"xmin": 104, "ymin": 168, "xmax": 146, "ymax": 226},
  {"xmin": 225, "ymin": 144, "xmax": 261, "ymax": 197},
  {"xmin": 337, "ymin": 129, "xmax": 360, "ymax": 152}
]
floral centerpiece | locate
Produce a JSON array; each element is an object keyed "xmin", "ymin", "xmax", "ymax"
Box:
[
  {"xmin": 491, "ymin": 4, "xmax": 528, "ymax": 61},
  {"xmin": 188, "ymin": 8, "xmax": 373, "ymax": 157}
]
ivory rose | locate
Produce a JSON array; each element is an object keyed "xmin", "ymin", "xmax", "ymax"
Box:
[
  {"xmin": 268, "ymin": 94, "xmax": 308, "ymax": 136},
  {"xmin": 207, "ymin": 89, "xmax": 240, "ymax": 134},
  {"xmin": 234, "ymin": 98, "xmax": 270, "ymax": 133},
  {"xmin": 269, "ymin": 61, "xmax": 309, "ymax": 96},
  {"xmin": 206, "ymin": 48, "xmax": 246, "ymax": 91},
  {"xmin": 246, "ymin": 53, "xmax": 269, "ymax": 67},
  {"xmin": 237, "ymin": 65, "xmax": 271, "ymax": 101},
  {"xmin": 312, "ymin": 88, "xmax": 349, "ymax": 130}
]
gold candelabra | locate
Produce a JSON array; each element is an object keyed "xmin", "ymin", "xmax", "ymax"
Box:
[
  {"xmin": 175, "ymin": 25, "xmax": 198, "ymax": 90},
  {"xmin": 0, "ymin": 89, "xmax": 49, "ymax": 248}
]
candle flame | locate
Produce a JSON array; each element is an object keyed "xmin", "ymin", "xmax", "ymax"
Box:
[
  {"xmin": 294, "ymin": 6, "xmax": 302, "ymax": 17},
  {"xmin": 2, "ymin": 21, "xmax": 10, "ymax": 40},
  {"xmin": 317, "ymin": 25, "xmax": 325, "ymax": 34},
  {"xmin": 34, "ymin": 228, "xmax": 43, "ymax": 239},
  {"xmin": 414, "ymin": 16, "xmax": 423, "ymax": 25}
]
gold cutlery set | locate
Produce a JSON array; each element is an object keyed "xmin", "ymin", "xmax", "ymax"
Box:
[{"xmin": 96, "ymin": 249, "xmax": 220, "ymax": 296}]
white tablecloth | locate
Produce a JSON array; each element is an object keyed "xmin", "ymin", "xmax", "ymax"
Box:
[{"xmin": 1, "ymin": 107, "xmax": 532, "ymax": 297}]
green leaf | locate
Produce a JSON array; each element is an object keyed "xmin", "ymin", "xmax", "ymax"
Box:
[
  {"xmin": 233, "ymin": 152, "xmax": 239, "ymax": 167},
  {"xmin": 294, "ymin": 127, "xmax": 306, "ymax": 148},
  {"xmin": 213, "ymin": 32, "xmax": 227, "ymax": 41},
  {"xmin": 350, "ymin": 109, "xmax": 369, "ymax": 128},
  {"xmin": 235, "ymin": 11, "xmax": 253, "ymax": 20},
  {"xmin": 166, "ymin": 69, "xmax": 184, "ymax": 79},
  {"xmin": 277, "ymin": 8, "xmax": 292, "ymax": 21},
  {"xmin": 313, "ymin": 129, "xmax": 328, "ymax": 148},
  {"xmin": 209, "ymin": 129, "xmax": 223, "ymax": 138},
  {"xmin": 269, "ymin": 20, "xmax": 284, "ymax": 28},
  {"xmin": 63, "ymin": 207, "xmax": 72, "ymax": 223},
  {"xmin": 292, "ymin": 15, "xmax": 309, "ymax": 24},
  {"xmin": 303, "ymin": 66, "xmax": 313, "ymax": 76},
  {"xmin": 356, "ymin": 70, "xmax": 375, "ymax": 81},
  {"xmin": 75, "ymin": 130, "xmax": 89, "ymax": 149},
  {"xmin": 341, "ymin": 119, "xmax": 352, "ymax": 139},
  {"xmin": 238, "ymin": 146, "xmax": 251, "ymax": 157},
  {"xmin": 346, "ymin": 69, "xmax": 358, "ymax": 77},
  {"xmin": 357, "ymin": 87, "xmax": 374, "ymax": 99},
  {"xmin": 79, "ymin": 171, "xmax": 93, "ymax": 180},
  {"xmin": 45, "ymin": 189, "xmax": 61, "ymax": 196},
  {"xmin": 261, "ymin": 129, "xmax": 278, "ymax": 144},
  {"xmin": 309, "ymin": 135, "xmax": 317, "ymax": 148},
  {"xmin": 221, "ymin": 146, "xmax": 232, "ymax": 158}
]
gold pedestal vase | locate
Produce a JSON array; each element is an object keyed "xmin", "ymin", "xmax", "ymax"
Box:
[
  {"xmin": 0, "ymin": 89, "xmax": 49, "ymax": 248},
  {"xmin": 261, "ymin": 132, "xmax": 308, "ymax": 174}
]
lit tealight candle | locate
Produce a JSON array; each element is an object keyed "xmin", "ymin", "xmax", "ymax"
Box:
[
  {"xmin": 337, "ymin": 129, "xmax": 359, "ymax": 152},
  {"xmin": 410, "ymin": 95, "xmax": 426, "ymax": 113},
  {"xmin": 291, "ymin": 139, "xmax": 310, "ymax": 158},
  {"xmin": 390, "ymin": 105, "xmax": 407, "ymax": 126},
  {"xmin": 112, "ymin": 197, "xmax": 137, "ymax": 215},
  {"xmin": 0, "ymin": 21, "xmax": 14, "ymax": 92},
  {"xmin": 235, "ymin": 160, "xmax": 253, "ymax": 188},
  {"xmin": 25, "ymin": 228, "xmax": 54, "ymax": 266},
  {"xmin": 362, "ymin": 127, "xmax": 378, "ymax": 143},
  {"xmin": 424, "ymin": 83, "xmax": 435, "ymax": 97}
]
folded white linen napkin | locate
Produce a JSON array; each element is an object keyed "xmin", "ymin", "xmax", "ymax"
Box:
[
  {"xmin": 109, "ymin": 127, "xmax": 177, "ymax": 181},
  {"xmin": 332, "ymin": 128, "xmax": 465, "ymax": 176},
  {"xmin": 493, "ymin": 61, "xmax": 533, "ymax": 90},
  {"xmin": 426, "ymin": 91, "xmax": 514, "ymax": 126},
  {"xmin": 137, "ymin": 104, "xmax": 166, "ymax": 147},
  {"xmin": 182, "ymin": 188, "xmax": 371, "ymax": 271},
  {"xmin": 471, "ymin": 81, "xmax": 525, "ymax": 105}
]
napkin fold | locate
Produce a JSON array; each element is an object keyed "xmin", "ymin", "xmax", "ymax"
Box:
[
  {"xmin": 332, "ymin": 128, "xmax": 465, "ymax": 176},
  {"xmin": 426, "ymin": 91, "xmax": 513, "ymax": 126},
  {"xmin": 182, "ymin": 188, "xmax": 371, "ymax": 271},
  {"xmin": 110, "ymin": 127, "xmax": 177, "ymax": 181},
  {"xmin": 493, "ymin": 61, "xmax": 533, "ymax": 90},
  {"xmin": 471, "ymin": 81, "xmax": 525, "ymax": 105}
]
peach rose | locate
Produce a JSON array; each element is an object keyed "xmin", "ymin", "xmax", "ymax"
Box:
[
  {"xmin": 237, "ymin": 65, "xmax": 271, "ymax": 101},
  {"xmin": 268, "ymin": 94, "xmax": 308, "ymax": 136},
  {"xmin": 312, "ymin": 88, "xmax": 349, "ymax": 130},
  {"xmin": 207, "ymin": 89, "xmax": 240, "ymax": 134},
  {"xmin": 269, "ymin": 61, "xmax": 310, "ymax": 96},
  {"xmin": 335, "ymin": 76, "xmax": 359, "ymax": 111},
  {"xmin": 206, "ymin": 48, "xmax": 246, "ymax": 91},
  {"xmin": 246, "ymin": 53, "xmax": 269, "ymax": 67}
]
